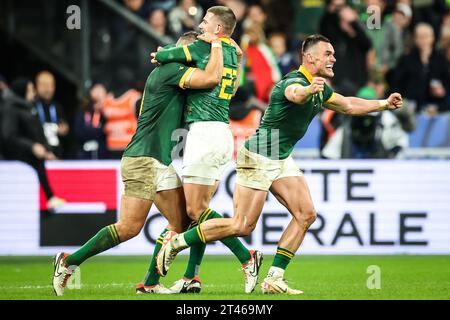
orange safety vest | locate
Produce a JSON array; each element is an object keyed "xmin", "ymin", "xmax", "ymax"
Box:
[{"xmin": 102, "ymin": 89, "xmax": 140, "ymax": 151}]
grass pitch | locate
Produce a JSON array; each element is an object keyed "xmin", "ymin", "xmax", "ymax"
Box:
[{"xmin": 0, "ymin": 255, "xmax": 449, "ymax": 300}]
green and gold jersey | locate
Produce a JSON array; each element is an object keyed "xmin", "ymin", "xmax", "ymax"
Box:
[
  {"xmin": 245, "ymin": 65, "xmax": 335, "ymax": 160},
  {"xmin": 155, "ymin": 38, "xmax": 238, "ymax": 124},
  {"xmin": 123, "ymin": 62, "xmax": 195, "ymax": 165}
]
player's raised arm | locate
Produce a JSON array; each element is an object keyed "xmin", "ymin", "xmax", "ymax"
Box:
[
  {"xmin": 284, "ymin": 77, "xmax": 326, "ymax": 105},
  {"xmin": 324, "ymin": 92, "xmax": 403, "ymax": 115},
  {"xmin": 184, "ymin": 33, "xmax": 224, "ymax": 89}
]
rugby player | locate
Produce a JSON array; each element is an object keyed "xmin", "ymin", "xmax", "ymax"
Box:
[
  {"xmin": 52, "ymin": 31, "xmax": 225, "ymax": 296},
  {"xmin": 156, "ymin": 34, "xmax": 403, "ymax": 294},
  {"xmin": 149, "ymin": 6, "xmax": 262, "ymax": 294}
]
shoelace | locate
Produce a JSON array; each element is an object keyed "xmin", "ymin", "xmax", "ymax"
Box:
[
  {"xmin": 241, "ymin": 257, "xmax": 255, "ymax": 281},
  {"xmin": 60, "ymin": 272, "xmax": 71, "ymax": 287}
]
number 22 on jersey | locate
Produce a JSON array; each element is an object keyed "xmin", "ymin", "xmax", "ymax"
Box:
[{"xmin": 218, "ymin": 67, "xmax": 237, "ymax": 100}]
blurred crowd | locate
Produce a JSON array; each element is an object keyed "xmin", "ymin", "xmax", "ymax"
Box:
[{"xmin": 1, "ymin": 0, "xmax": 450, "ymax": 165}]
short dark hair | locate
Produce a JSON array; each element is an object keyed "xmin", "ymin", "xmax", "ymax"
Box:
[
  {"xmin": 301, "ymin": 34, "xmax": 331, "ymax": 54},
  {"xmin": 176, "ymin": 31, "xmax": 199, "ymax": 46},
  {"xmin": 207, "ymin": 6, "xmax": 237, "ymax": 36}
]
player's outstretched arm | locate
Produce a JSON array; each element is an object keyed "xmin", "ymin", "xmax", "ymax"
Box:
[
  {"xmin": 185, "ymin": 33, "xmax": 224, "ymax": 89},
  {"xmin": 285, "ymin": 77, "xmax": 326, "ymax": 105},
  {"xmin": 324, "ymin": 92, "xmax": 403, "ymax": 115}
]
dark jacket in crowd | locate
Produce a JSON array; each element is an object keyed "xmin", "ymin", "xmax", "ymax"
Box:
[
  {"xmin": 0, "ymin": 91, "xmax": 4, "ymax": 160},
  {"xmin": 1, "ymin": 90, "xmax": 51, "ymax": 159},
  {"xmin": 393, "ymin": 47, "xmax": 450, "ymax": 112}
]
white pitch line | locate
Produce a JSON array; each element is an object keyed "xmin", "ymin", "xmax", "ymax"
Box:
[{"xmin": 0, "ymin": 283, "xmax": 134, "ymax": 290}]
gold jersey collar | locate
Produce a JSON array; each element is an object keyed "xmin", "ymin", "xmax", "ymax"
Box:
[{"xmin": 298, "ymin": 65, "xmax": 313, "ymax": 83}]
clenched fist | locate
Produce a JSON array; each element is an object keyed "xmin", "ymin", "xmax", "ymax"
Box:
[
  {"xmin": 387, "ymin": 93, "xmax": 403, "ymax": 110},
  {"xmin": 307, "ymin": 77, "xmax": 326, "ymax": 94}
]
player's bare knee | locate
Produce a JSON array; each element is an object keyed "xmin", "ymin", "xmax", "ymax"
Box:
[
  {"xmin": 238, "ymin": 225, "xmax": 254, "ymax": 237},
  {"xmin": 228, "ymin": 215, "xmax": 243, "ymax": 236},
  {"xmin": 115, "ymin": 222, "xmax": 141, "ymax": 241},
  {"xmin": 232, "ymin": 216, "xmax": 254, "ymax": 237},
  {"xmin": 185, "ymin": 203, "xmax": 208, "ymax": 222},
  {"xmin": 301, "ymin": 208, "xmax": 317, "ymax": 226}
]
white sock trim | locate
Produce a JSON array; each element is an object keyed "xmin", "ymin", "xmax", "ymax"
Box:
[{"xmin": 267, "ymin": 266, "xmax": 285, "ymax": 278}]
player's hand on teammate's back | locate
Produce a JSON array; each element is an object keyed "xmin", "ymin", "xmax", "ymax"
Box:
[
  {"xmin": 309, "ymin": 77, "xmax": 326, "ymax": 94},
  {"xmin": 387, "ymin": 93, "xmax": 403, "ymax": 110},
  {"xmin": 150, "ymin": 52, "xmax": 159, "ymax": 65},
  {"xmin": 150, "ymin": 47, "xmax": 163, "ymax": 64},
  {"xmin": 197, "ymin": 32, "xmax": 219, "ymax": 43}
]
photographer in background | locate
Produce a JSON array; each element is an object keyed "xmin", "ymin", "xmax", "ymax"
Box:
[{"xmin": 73, "ymin": 84, "xmax": 108, "ymax": 160}]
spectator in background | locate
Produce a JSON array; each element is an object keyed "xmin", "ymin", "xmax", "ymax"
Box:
[
  {"xmin": 242, "ymin": 21, "xmax": 282, "ymax": 103},
  {"xmin": 0, "ymin": 74, "xmax": 7, "ymax": 160},
  {"xmin": 353, "ymin": 77, "xmax": 409, "ymax": 159},
  {"xmin": 393, "ymin": 23, "xmax": 450, "ymax": 114},
  {"xmin": 440, "ymin": 10, "xmax": 450, "ymax": 49},
  {"xmin": 168, "ymin": 0, "xmax": 204, "ymax": 37},
  {"xmin": 359, "ymin": 0, "xmax": 388, "ymax": 73},
  {"xmin": 148, "ymin": 8, "xmax": 175, "ymax": 42},
  {"xmin": 149, "ymin": 0, "xmax": 176, "ymax": 12},
  {"xmin": 123, "ymin": 0, "xmax": 150, "ymax": 19},
  {"xmin": 262, "ymin": 0, "xmax": 294, "ymax": 36},
  {"xmin": 441, "ymin": 11, "xmax": 450, "ymax": 112},
  {"xmin": 319, "ymin": 3, "xmax": 373, "ymax": 96},
  {"xmin": 290, "ymin": 0, "xmax": 321, "ymax": 39},
  {"xmin": 34, "ymin": 71, "xmax": 69, "ymax": 159},
  {"xmin": 99, "ymin": 85, "xmax": 140, "ymax": 159},
  {"xmin": 226, "ymin": 0, "xmax": 247, "ymax": 42},
  {"xmin": 268, "ymin": 32, "xmax": 298, "ymax": 76},
  {"xmin": 319, "ymin": 0, "xmax": 346, "ymax": 41},
  {"xmin": 380, "ymin": 3, "xmax": 413, "ymax": 86},
  {"xmin": 73, "ymin": 84, "xmax": 109, "ymax": 160},
  {"xmin": 412, "ymin": 0, "xmax": 447, "ymax": 39},
  {"xmin": 243, "ymin": 3, "xmax": 267, "ymax": 30},
  {"xmin": 349, "ymin": 74, "xmax": 387, "ymax": 158},
  {"xmin": 1, "ymin": 78, "xmax": 65, "ymax": 210},
  {"xmin": 322, "ymin": 72, "xmax": 408, "ymax": 159},
  {"xmin": 446, "ymin": 43, "xmax": 450, "ymax": 110},
  {"xmin": 112, "ymin": 0, "xmax": 154, "ymax": 95}
]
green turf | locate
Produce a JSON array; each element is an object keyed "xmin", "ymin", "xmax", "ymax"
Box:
[{"xmin": 0, "ymin": 255, "xmax": 449, "ymax": 300}]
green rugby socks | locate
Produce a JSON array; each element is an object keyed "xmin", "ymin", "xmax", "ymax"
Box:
[
  {"xmin": 65, "ymin": 225, "xmax": 121, "ymax": 267},
  {"xmin": 182, "ymin": 209, "xmax": 251, "ymax": 267},
  {"xmin": 268, "ymin": 247, "xmax": 295, "ymax": 277},
  {"xmin": 143, "ymin": 228, "xmax": 168, "ymax": 286}
]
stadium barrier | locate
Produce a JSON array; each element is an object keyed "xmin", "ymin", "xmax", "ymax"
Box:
[{"xmin": 0, "ymin": 160, "xmax": 449, "ymax": 255}]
